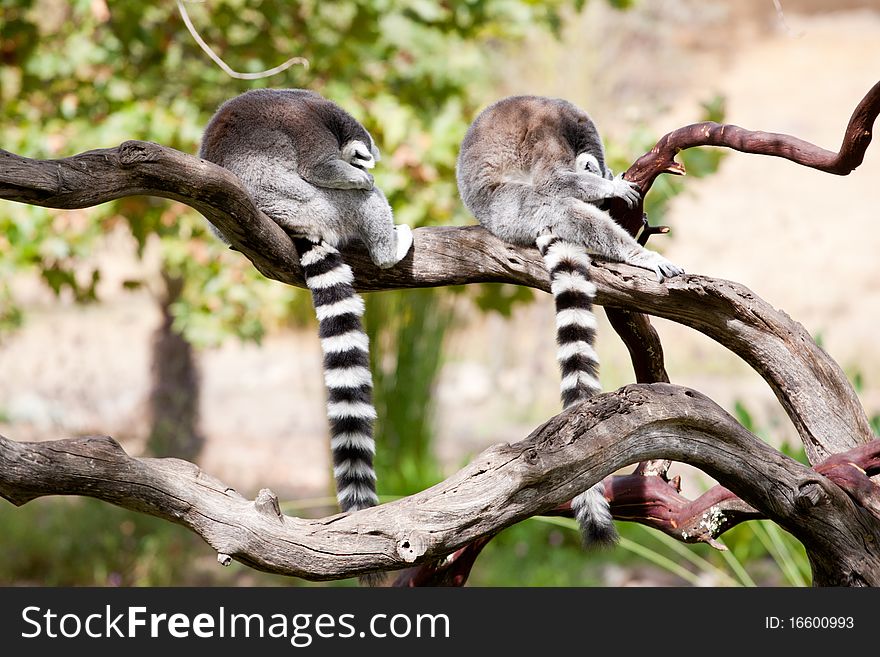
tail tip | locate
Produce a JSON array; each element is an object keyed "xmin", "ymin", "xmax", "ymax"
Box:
[
  {"xmin": 572, "ymin": 485, "xmax": 618, "ymax": 549},
  {"xmin": 358, "ymin": 571, "xmax": 387, "ymax": 587},
  {"xmin": 579, "ymin": 518, "xmax": 619, "ymax": 549}
]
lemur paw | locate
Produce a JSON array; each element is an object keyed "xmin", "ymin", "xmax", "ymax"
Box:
[
  {"xmin": 351, "ymin": 169, "xmax": 375, "ymax": 191},
  {"xmin": 392, "ymin": 223, "xmax": 414, "ymax": 265},
  {"xmin": 611, "ymin": 174, "xmax": 641, "ymax": 208},
  {"xmin": 631, "ymin": 251, "xmax": 684, "ymax": 282},
  {"xmin": 652, "ymin": 256, "xmax": 684, "ymax": 282},
  {"xmin": 334, "ymin": 168, "xmax": 374, "ymax": 191}
]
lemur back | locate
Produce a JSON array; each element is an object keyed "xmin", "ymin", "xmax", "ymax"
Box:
[
  {"xmin": 200, "ymin": 90, "xmax": 412, "ymax": 553},
  {"xmin": 457, "ymin": 95, "xmax": 683, "ymax": 547}
]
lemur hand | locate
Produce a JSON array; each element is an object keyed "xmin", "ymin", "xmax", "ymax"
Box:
[
  {"xmin": 348, "ymin": 168, "xmax": 375, "ymax": 191},
  {"xmin": 610, "ymin": 174, "xmax": 641, "ymax": 208}
]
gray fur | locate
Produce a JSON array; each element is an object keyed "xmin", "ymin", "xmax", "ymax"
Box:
[
  {"xmin": 456, "ymin": 95, "xmax": 682, "ymax": 281},
  {"xmin": 199, "ymin": 88, "xmax": 412, "ymax": 266},
  {"xmin": 199, "ymin": 90, "xmax": 412, "ymax": 587},
  {"xmin": 457, "ymin": 95, "xmax": 685, "ymax": 547}
]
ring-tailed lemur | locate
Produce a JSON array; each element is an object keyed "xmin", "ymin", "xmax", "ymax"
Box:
[
  {"xmin": 199, "ymin": 89, "xmax": 412, "ymax": 536},
  {"xmin": 456, "ymin": 95, "xmax": 684, "ymax": 546}
]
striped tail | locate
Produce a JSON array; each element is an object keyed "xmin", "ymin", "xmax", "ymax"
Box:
[
  {"xmin": 294, "ymin": 238, "xmax": 379, "ymax": 515},
  {"xmin": 536, "ymin": 230, "xmax": 618, "ymax": 547}
]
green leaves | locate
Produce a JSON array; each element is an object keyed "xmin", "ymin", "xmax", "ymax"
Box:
[{"xmin": 1, "ymin": 0, "xmax": 595, "ymax": 344}]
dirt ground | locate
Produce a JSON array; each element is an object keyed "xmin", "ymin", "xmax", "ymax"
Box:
[{"xmin": 2, "ymin": 1, "xmax": 879, "ymax": 502}]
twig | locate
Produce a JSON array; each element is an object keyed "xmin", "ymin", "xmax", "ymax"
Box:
[
  {"xmin": 177, "ymin": 0, "xmax": 308, "ymax": 80},
  {"xmin": 608, "ymin": 79, "xmax": 880, "ymax": 234}
]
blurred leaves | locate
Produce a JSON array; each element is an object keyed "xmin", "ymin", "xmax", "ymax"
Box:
[
  {"xmin": 0, "ymin": 0, "xmax": 595, "ymax": 340},
  {"xmin": 606, "ymin": 94, "xmax": 728, "ymax": 229}
]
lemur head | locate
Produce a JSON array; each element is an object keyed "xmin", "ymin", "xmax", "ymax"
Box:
[
  {"xmin": 343, "ymin": 139, "xmax": 381, "ymax": 171},
  {"xmin": 575, "ymin": 151, "xmax": 614, "ymax": 181},
  {"xmin": 575, "ymin": 152, "xmax": 602, "ymax": 175}
]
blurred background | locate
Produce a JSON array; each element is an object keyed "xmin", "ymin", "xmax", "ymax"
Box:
[{"xmin": 1, "ymin": 0, "xmax": 879, "ymax": 586}]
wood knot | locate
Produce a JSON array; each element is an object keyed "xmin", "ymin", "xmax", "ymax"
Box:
[
  {"xmin": 397, "ymin": 533, "xmax": 427, "ymax": 563},
  {"xmin": 82, "ymin": 434, "xmax": 126, "ymax": 456},
  {"xmin": 217, "ymin": 553, "xmax": 232, "ymax": 567},
  {"xmin": 524, "ymin": 448, "xmax": 539, "ymax": 465},
  {"xmin": 795, "ymin": 481, "xmax": 827, "ymax": 510},
  {"xmin": 254, "ymin": 488, "xmax": 284, "ymax": 522},
  {"xmin": 118, "ymin": 140, "xmax": 161, "ymax": 166}
]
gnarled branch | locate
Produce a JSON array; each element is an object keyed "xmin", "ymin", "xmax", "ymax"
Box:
[
  {"xmin": 0, "ymin": 138, "xmax": 872, "ymax": 461},
  {"xmin": 2, "ymin": 80, "xmax": 879, "ymax": 586},
  {"xmin": 608, "ymin": 79, "xmax": 880, "ymax": 235},
  {"xmin": 546, "ymin": 439, "xmax": 880, "ymax": 548},
  {"xmin": 2, "ymin": 385, "xmax": 878, "ymax": 585}
]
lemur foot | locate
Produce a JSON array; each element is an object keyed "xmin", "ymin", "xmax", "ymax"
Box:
[
  {"xmin": 394, "ymin": 224, "xmax": 413, "ymax": 262},
  {"xmin": 375, "ymin": 224, "xmax": 413, "ymax": 269},
  {"xmin": 629, "ymin": 250, "xmax": 684, "ymax": 282}
]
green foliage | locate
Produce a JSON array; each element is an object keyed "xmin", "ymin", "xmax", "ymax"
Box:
[
  {"xmin": 0, "ymin": 498, "xmax": 197, "ymax": 586},
  {"xmin": 470, "ymin": 520, "xmax": 605, "ymax": 586},
  {"xmin": 365, "ymin": 288, "xmax": 453, "ymax": 495},
  {"xmin": 527, "ymin": 514, "xmax": 810, "ymax": 587},
  {"xmin": 0, "ymin": 0, "xmax": 590, "ymax": 337},
  {"xmin": 0, "ymin": 497, "xmax": 350, "ymax": 586}
]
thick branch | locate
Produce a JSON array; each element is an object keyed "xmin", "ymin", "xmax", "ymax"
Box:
[
  {"xmin": 0, "ymin": 143, "xmax": 871, "ymax": 461},
  {"xmin": 548, "ymin": 439, "xmax": 880, "ymax": 548},
  {"xmin": 604, "ymin": 307, "xmax": 671, "ymax": 481},
  {"xmin": 605, "ymin": 309, "xmax": 670, "ymax": 384},
  {"xmin": 2, "ymin": 385, "xmax": 878, "ymax": 585}
]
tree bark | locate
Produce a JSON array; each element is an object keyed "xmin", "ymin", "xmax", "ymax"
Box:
[
  {"xmin": 0, "ymin": 144, "xmax": 871, "ymax": 461},
  {"xmin": 2, "ymin": 79, "xmax": 879, "ymax": 585},
  {"xmin": 3, "ymin": 385, "xmax": 878, "ymax": 585}
]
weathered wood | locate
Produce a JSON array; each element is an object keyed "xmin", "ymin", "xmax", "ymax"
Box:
[
  {"xmin": 0, "ymin": 142, "xmax": 869, "ymax": 460},
  {"xmin": 3, "ymin": 80, "xmax": 880, "ymax": 585},
  {"xmin": 604, "ymin": 307, "xmax": 672, "ymax": 480},
  {"xmin": 2, "ymin": 385, "xmax": 878, "ymax": 584}
]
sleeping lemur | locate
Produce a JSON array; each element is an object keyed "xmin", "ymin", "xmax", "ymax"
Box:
[
  {"xmin": 199, "ymin": 89, "xmax": 412, "ymax": 548},
  {"xmin": 456, "ymin": 95, "xmax": 684, "ymax": 546}
]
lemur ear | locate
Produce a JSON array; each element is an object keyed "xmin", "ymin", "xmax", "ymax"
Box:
[
  {"xmin": 342, "ymin": 140, "xmax": 376, "ymax": 169},
  {"xmin": 365, "ymin": 129, "xmax": 382, "ymax": 163},
  {"xmin": 575, "ymin": 152, "xmax": 601, "ymax": 174}
]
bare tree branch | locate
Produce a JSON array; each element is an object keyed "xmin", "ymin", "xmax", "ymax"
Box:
[
  {"xmin": 2, "ymin": 80, "xmax": 879, "ymax": 585},
  {"xmin": 2, "ymin": 385, "xmax": 878, "ymax": 585},
  {"xmin": 0, "ymin": 141, "xmax": 869, "ymax": 461},
  {"xmin": 604, "ymin": 307, "xmax": 672, "ymax": 480},
  {"xmin": 608, "ymin": 79, "xmax": 880, "ymax": 235}
]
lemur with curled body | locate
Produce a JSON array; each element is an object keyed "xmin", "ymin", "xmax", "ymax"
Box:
[
  {"xmin": 200, "ymin": 89, "xmax": 413, "ymax": 529},
  {"xmin": 457, "ymin": 95, "xmax": 684, "ymax": 546}
]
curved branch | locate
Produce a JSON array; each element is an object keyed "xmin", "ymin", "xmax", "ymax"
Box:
[
  {"xmin": 2, "ymin": 385, "xmax": 877, "ymax": 585},
  {"xmin": 0, "ymin": 142, "xmax": 871, "ymax": 460},
  {"xmin": 604, "ymin": 307, "xmax": 673, "ymax": 482},
  {"xmin": 547, "ymin": 439, "xmax": 880, "ymax": 548},
  {"xmin": 608, "ymin": 79, "xmax": 880, "ymax": 235}
]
